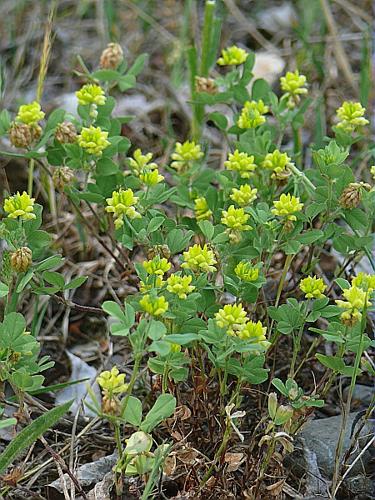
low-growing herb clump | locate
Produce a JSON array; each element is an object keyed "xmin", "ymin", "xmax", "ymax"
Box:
[{"xmin": 0, "ymin": 2, "xmax": 374, "ymax": 499}]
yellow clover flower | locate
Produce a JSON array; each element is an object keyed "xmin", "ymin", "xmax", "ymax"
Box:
[
  {"xmin": 76, "ymin": 84, "xmax": 106, "ymax": 106},
  {"xmin": 224, "ymin": 150, "xmax": 257, "ymax": 178},
  {"xmin": 166, "ymin": 274, "xmax": 195, "ymax": 299},
  {"xmin": 370, "ymin": 166, "xmax": 375, "ymax": 181},
  {"xmin": 181, "ymin": 244, "xmax": 217, "ymax": 273},
  {"xmin": 194, "ymin": 197, "xmax": 212, "ymax": 221},
  {"xmin": 105, "ymin": 188, "xmax": 141, "ymax": 229},
  {"xmin": 129, "ymin": 149, "xmax": 158, "ymax": 175},
  {"xmin": 170, "ymin": 343, "xmax": 181, "ymax": 353},
  {"xmin": 336, "ymin": 101, "xmax": 369, "ymax": 133},
  {"xmin": 16, "ymin": 101, "xmax": 45, "ymax": 125},
  {"xmin": 221, "ymin": 205, "xmax": 252, "ymax": 232},
  {"xmin": 140, "ymin": 294, "xmax": 169, "ymax": 316},
  {"xmin": 235, "ymin": 261, "xmax": 259, "ymax": 282},
  {"xmin": 237, "ymin": 100, "xmax": 269, "ymax": 129},
  {"xmin": 143, "ymin": 256, "xmax": 171, "ymax": 276},
  {"xmin": 171, "ymin": 141, "xmax": 204, "ymax": 171},
  {"xmin": 336, "ymin": 285, "xmax": 371, "ymax": 326},
  {"xmin": 78, "ymin": 125, "xmax": 110, "ymax": 156},
  {"xmin": 215, "ymin": 303, "xmax": 247, "ymax": 336},
  {"xmin": 217, "ymin": 45, "xmax": 248, "ymax": 66},
  {"xmin": 352, "ymin": 273, "xmax": 375, "ymax": 293},
  {"xmin": 230, "ymin": 185, "xmax": 257, "ymax": 206},
  {"xmin": 262, "ymin": 150, "xmax": 293, "ymax": 177},
  {"xmin": 280, "ymin": 70, "xmax": 307, "ymax": 108},
  {"xmin": 139, "ymin": 169, "xmax": 164, "ymax": 186},
  {"xmin": 272, "ymin": 193, "xmax": 303, "ymax": 221},
  {"xmin": 97, "ymin": 366, "xmax": 128, "ymax": 396},
  {"xmin": 238, "ymin": 320, "xmax": 269, "ymax": 348},
  {"xmin": 139, "ymin": 277, "xmax": 163, "ymax": 293},
  {"xmin": 3, "ymin": 191, "xmax": 36, "ymax": 221},
  {"xmin": 300, "ymin": 276, "xmax": 326, "ymax": 299}
]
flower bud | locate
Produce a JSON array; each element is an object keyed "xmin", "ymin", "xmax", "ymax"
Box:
[
  {"xmin": 9, "ymin": 123, "xmax": 32, "ymax": 148},
  {"xmin": 55, "ymin": 121, "xmax": 77, "ymax": 144},
  {"xmin": 339, "ymin": 183, "xmax": 370, "ymax": 209},
  {"xmin": 10, "ymin": 247, "xmax": 32, "ymax": 273},
  {"xmin": 52, "ymin": 167, "xmax": 75, "ymax": 191},
  {"xmin": 99, "ymin": 43, "xmax": 123, "ymax": 70},
  {"xmin": 195, "ymin": 76, "xmax": 217, "ymax": 94},
  {"xmin": 268, "ymin": 392, "xmax": 278, "ymax": 420}
]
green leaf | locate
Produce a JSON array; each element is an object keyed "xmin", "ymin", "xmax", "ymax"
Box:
[
  {"xmin": 140, "ymin": 394, "xmax": 176, "ymax": 433},
  {"xmin": 316, "ymin": 354, "xmax": 360, "ymax": 376},
  {"xmin": 271, "ymin": 378, "xmax": 287, "ymax": 396},
  {"xmin": 198, "ymin": 220, "xmax": 214, "ymax": 240},
  {"xmin": 0, "ymin": 400, "xmax": 72, "ymax": 474},
  {"xmin": 165, "ymin": 333, "xmax": 200, "ymax": 345},
  {"xmin": 122, "ymin": 396, "xmax": 142, "ymax": 426},
  {"xmin": 148, "ymin": 320, "xmax": 167, "ymax": 340},
  {"xmin": 208, "ymin": 112, "xmax": 228, "ymax": 130},
  {"xmin": 16, "ymin": 271, "xmax": 34, "ymax": 293},
  {"xmin": 42, "ymin": 271, "xmax": 65, "ymax": 289},
  {"xmin": 127, "ymin": 54, "xmax": 148, "ymax": 77},
  {"xmin": 64, "ymin": 276, "xmax": 87, "ymax": 290},
  {"xmin": 35, "ymin": 255, "xmax": 64, "ymax": 272},
  {"xmin": 91, "ymin": 69, "xmax": 121, "ymax": 81},
  {"xmin": 296, "ymin": 229, "xmax": 324, "ymax": 244},
  {"xmin": 0, "ymin": 282, "xmax": 9, "ymax": 298},
  {"xmin": 251, "ymin": 78, "xmax": 272, "ymax": 102},
  {"xmin": 102, "ymin": 301, "xmax": 126, "ymax": 322},
  {"xmin": 96, "ymin": 158, "xmax": 119, "ymax": 176},
  {"xmin": 0, "ymin": 418, "xmax": 17, "ymax": 430},
  {"xmin": 147, "ymin": 217, "xmax": 165, "ymax": 233}
]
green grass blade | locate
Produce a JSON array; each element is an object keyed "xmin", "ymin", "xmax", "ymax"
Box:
[{"xmin": 0, "ymin": 400, "xmax": 73, "ymax": 474}]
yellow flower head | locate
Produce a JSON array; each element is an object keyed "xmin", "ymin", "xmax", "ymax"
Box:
[
  {"xmin": 262, "ymin": 150, "xmax": 293, "ymax": 176},
  {"xmin": 217, "ymin": 45, "xmax": 248, "ymax": 66},
  {"xmin": 129, "ymin": 149, "xmax": 158, "ymax": 175},
  {"xmin": 78, "ymin": 125, "xmax": 110, "ymax": 156},
  {"xmin": 230, "ymin": 185, "xmax": 257, "ymax": 206},
  {"xmin": 139, "ymin": 277, "xmax": 163, "ymax": 293},
  {"xmin": 224, "ymin": 150, "xmax": 257, "ymax": 178},
  {"xmin": 237, "ymin": 100, "xmax": 269, "ymax": 129},
  {"xmin": 105, "ymin": 188, "xmax": 141, "ymax": 229},
  {"xmin": 300, "ymin": 276, "xmax": 326, "ymax": 299},
  {"xmin": 221, "ymin": 205, "xmax": 252, "ymax": 232},
  {"xmin": 3, "ymin": 191, "xmax": 36, "ymax": 221},
  {"xmin": 280, "ymin": 70, "xmax": 307, "ymax": 108},
  {"xmin": 215, "ymin": 303, "xmax": 247, "ymax": 336},
  {"xmin": 336, "ymin": 101, "xmax": 369, "ymax": 133},
  {"xmin": 143, "ymin": 256, "xmax": 171, "ymax": 276},
  {"xmin": 16, "ymin": 101, "xmax": 45, "ymax": 125},
  {"xmin": 181, "ymin": 244, "xmax": 217, "ymax": 273},
  {"xmin": 351, "ymin": 273, "xmax": 375, "ymax": 293},
  {"xmin": 140, "ymin": 294, "xmax": 169, "ymax": 316},
  {"xmin": 194, "ymin": 197, "xmax": 212, "ymax": 221},
  {"xmin": 97, "ymin": 367, "xmax": 128, "ymax": 396},
  {"xmin": 235, "ymin": 261, "xmax": 259, "ymax": 282},
  {"xmin": 166, "ymin": 274, "xmax": 195, "ymax": 299},
  {"xmin": 170, "ymin": 343, "xmax": 181, "ymax": 353},
  {"xmin": 370, "ymin": 166, "xmax": 375, "ymax": 181},
  {"xmin": 336, "ymin": 285, "xmax": 372, "ymax": 326},
  {"xmin": 76, "ymin": 84, "xmax": 106, "ymax": 106},
  {"xmin": 272, "ymin": 193, "xmax": 303, "ymax": 221},
  {"xmin": 171, "ymin": 141, "xmax": 204, "ymax": 171},
  {"xmin": 238, "ymin": 320, "xmax": 269, "ymax": 347},
  {"xmin": 139, "ymin": 169, "xmax": 164, "ymax": 186}
]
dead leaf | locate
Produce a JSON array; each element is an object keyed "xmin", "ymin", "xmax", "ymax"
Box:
[
  {"xmin": 266, "ymin": 479, "xmax": 285, "ymax": 496},
  {"xmin": 176, "ymin": 447, "xmax": 199, "ymax": 465},
  {"xmin": 163, "ymin": 455, "xmax": 177, "ymax": 476},
  {"xmin": 224, "ymin": 452, "xmax": 245, "ymax": 472}
]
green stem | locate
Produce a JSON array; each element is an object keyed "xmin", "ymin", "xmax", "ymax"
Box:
[
  {"xmin": 200, "ymin": 1, "xmax": 216, "ymax": 77},
  {"xmin": 288, "ymin": 163, "xmax": 316, "ymax": 194},
  {"xmin": 289, "ymin": 301, "xmax": 310, "ymax": 378},
  {"xmin": 270, "ymin": 254, "xmax": 295, "ymax": 344},
  {"xmin": 28, "ymin": 159, "xmax": 35, "ymax": 197},
  {"xmin": 331, "ymin": 310, "xmax": 367, "ymax": 496}
]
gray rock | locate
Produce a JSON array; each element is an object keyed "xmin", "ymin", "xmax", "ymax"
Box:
[
  {"xmin": 286, "ymin": 412, "xmax": 373, "ymax": 481},
  {"xmin": 343, "ymin": 384, "xmax": 374, "ymax": 408}
]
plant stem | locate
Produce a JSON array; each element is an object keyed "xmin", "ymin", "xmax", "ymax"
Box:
[
  {"xmin": 331, "ymin": 314, "xmax": 366, "ymax": 496},
  {"xmin": 270, "ymin": 253, "xmax": 295, "ymax": 344},
  {"xmin": 200, "ymin": 1, "xmax": 216, "ymax": 77},
  {"xmin": 28, "ymin": 159, "xmax": 35, "ymax": 197}
]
